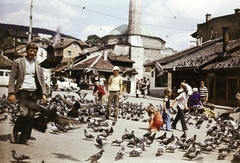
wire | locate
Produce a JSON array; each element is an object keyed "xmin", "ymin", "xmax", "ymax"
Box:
[{"xmin": 57, "ymin": 0, "xmax": 199, "ymax": 31}]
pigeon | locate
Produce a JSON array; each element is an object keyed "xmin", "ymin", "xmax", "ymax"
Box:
[
  {"xmin": 111, "ymin": 135, "xmax": 124, "ymax": 146},
  {"xmin": 165, "ymin": 143, "xmax": 177, "ymax": 153},
  {"xmin": 96, "ymin": 135, "xmax": 103, "ymax": 146},
  {"xmin": 123, "ymin": 130, "xmax": 135, "ymax": 140},
  {"xmin": 99, "ymin": 130, "xmax": 109, "ymax": 140},
  {"xmin": 217, "ymin": 153, "xmax": 228, "ymax": 160},
  {"xmin": 115, "ymin": 145, "xmax": 125, "ymax": 161},
  {"xmin": 183, "ymin": 150, "xmax": 201, "ymax": 160},
  {"xmin": 129, "ymin": 147, "xmax": 142, "ymax": 157},
  {"xmin": 109, "ymin": 126, "xmax": 114, "ymax": 135},
  {"xmin": 143, "ymin": 130, "xmax": 152, "ymax": 138},
  {"xmin": 85, "ymin": 149, "xmax": 104, "ymax": 163},
  {"xmin": 156, "ymin": 132, "xmax": 167, "ymax": 141},
  {"xmin": 154, "ymin": 61, "xmax": 165, "ymax": 77},
  {"xmin": 12, "ymin": 150, "xmax": 30, "ymax": 161},
  {"xmin": 186, "ymin": 134, "xmax": 197, "ymax": 144},
  {"xmin": 180, "ymin": 131, "xmax": 187, "ymax": 139},
  {"xmin": 50, "ymin": 122, "xmax": 59, "ymax": 134},
  {"xmin": 232, "ymin": 149, "xmax": 240, "ymax": 161},
  {"xmin": 25, "ymin": 101, "xmax": 80, "ymax": 133},
  {"xmin": 40, "ymin": 27, "xmax": 63, "ymax": 69},
  {"xmin": 84, "ymin": 129, "xmax": 94, "ymax": 140},
  {"xmin": 156, "ymin": 143, "xmax": 165, "ymax": 156}
]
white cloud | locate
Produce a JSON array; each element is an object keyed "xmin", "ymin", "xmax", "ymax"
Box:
[{"xmin": 1, "ymin": 0, "xmax": 240, "ymax": 51}]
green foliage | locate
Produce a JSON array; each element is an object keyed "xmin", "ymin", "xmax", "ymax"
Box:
[{"xmin": 85, "ymin": 34, "xmax": 100, "ymax": 47}]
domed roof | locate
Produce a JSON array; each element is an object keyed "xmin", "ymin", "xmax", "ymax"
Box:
[{"xmin": 108, "ymin": 24, "xmax": 156, "ymax": 37}]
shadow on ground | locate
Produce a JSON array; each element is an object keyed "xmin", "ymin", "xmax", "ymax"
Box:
[{"xmin": 52, "ymin": 152, "xmax": 80, "ymax": 162}]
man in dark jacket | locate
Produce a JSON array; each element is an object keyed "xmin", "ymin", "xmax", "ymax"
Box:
[{"xmin": 8, "ymin": 42, "xmax": 47, "ymax": 146}]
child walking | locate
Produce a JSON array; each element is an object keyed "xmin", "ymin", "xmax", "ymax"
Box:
[{"xmin": 162, "ymin": 88, "xmax": 172, "ymax": 131}]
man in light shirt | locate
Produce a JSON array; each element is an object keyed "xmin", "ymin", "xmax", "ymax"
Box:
[{"xmin": 106, "ymin": 66, "xmax": 122, "ymax": 121}]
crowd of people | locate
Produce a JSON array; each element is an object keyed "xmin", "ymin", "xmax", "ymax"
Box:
[
  {"xmin": 136, "ymin": 77, "xmax": 150, "ymax": 98},
  {"xmin": 146, "ymin": 80, "xmax": 210, "ymax": 132}
]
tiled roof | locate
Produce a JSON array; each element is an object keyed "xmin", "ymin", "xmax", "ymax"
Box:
[
  {"xmin": 4, "ymin": 44, "xmax": 26, "ymax": 53},
  {"xmin": 54, "ymin": 40, "xmax": 77, "ymax": 49},
  {"xmin": 144, "ymin": 38, "xmax": 240, "ymax": 71},
  {"xmin": 52, "ymin": 55, "xmax": 87, "ymax": 72},
  {"xmin": 0, "ymin": 54, "xmax": 12, "ymax": 66},
  {"xmin": 202, "ymin": 51, "xmax": 240, "ymax": 70},
  {"xmin": 162, "ymin": 39, "xmax": 240, "ymax": 70},
  {"xmin": 72, "ymin": 55, "xmax": 114, "ymax": 72},
  {"xmin": 144, "ymin": 38, "xmax": 222, "ymax": 66},
  {"xmin": 108, "ymin": 54, "xmax": 135, "ymax": 63}
]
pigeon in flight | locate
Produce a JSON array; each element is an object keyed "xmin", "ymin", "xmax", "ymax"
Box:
[
  {"xmin": 11, "ymin": 150, "xmax": 30, "ymax": 161},
  {"xmin": 154, "ymin": 61, "xmax": 165, "ymax": 77},
  {"xmin": 40, "ymin": 27, "xmax": 63, "ymax": 68}
]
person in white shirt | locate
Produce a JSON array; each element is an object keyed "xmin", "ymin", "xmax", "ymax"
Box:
[
  {"xmin": 171, "ymin": 83, "xmax": 189, "ymax": 131},
  {"xmin": 106, "ymin": 66, "xmax": 122, "ymax": 121}
]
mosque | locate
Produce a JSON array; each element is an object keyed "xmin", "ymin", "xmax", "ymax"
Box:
[{"xmin": 71, "ymin": 0, "xmax": 175, "ymax": 92}]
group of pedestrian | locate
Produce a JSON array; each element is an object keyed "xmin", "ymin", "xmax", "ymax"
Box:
[
  {"xmin": 146, "ymin": 80, "xmax": 209, "ymax": 132},
  {"xmin": 135, "ymin": 77, "xmax": 150, "ymax": 98}
]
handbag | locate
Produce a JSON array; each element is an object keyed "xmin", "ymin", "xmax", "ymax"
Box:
[{"xmin": 136, "ymin": 89, "xmax": 141, "ymax": 94}]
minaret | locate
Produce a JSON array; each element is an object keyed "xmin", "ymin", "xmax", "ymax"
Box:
[
  {"xmin": 128, "ymin": 0, "xmax": 144, "ymax": 81},
  {"xmin": 128, "ymin": 0, "xmax": 141, "ymax": 36},
  {"xmin": 128, "ymin": 0, "xmax": 143, "ymax": 47}
]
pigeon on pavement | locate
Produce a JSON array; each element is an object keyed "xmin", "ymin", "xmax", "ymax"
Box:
[
  {"xmin": 85, "ymin": 149, "xmax": 104, "ymax": 163},
  {"xmin": 115, "ymin": 145, "xmax": 125, "ymax": 161},
  {"xmin": 84, "ymin": 129, "xmax": 95, "ymax": 140},
  {"xmin": 96, "ymin": 135, "xmax": 103, "ymax": 147},
  {"xmin": 111, "ymin": 135, "xmax": 124, "ymax": 146},
  {"xmin": 12, "ymin": 150, "xmax": 30, "ymax": 161}
]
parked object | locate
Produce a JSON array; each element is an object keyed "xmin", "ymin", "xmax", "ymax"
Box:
[{"xmin": 55, "ymin": 78, "xmax": 80, "ymax": 92}]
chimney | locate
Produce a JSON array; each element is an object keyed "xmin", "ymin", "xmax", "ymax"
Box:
[
  {"xmin": 196, "ymin": 36, "xmax": 202, "ymax": 46},
  {"xmin": 103, "ymin": 50, "xmax": 108, "ymax": 60},
  {"xmin": 235, "ymin": 8, "xmax": 240, "ymax": 14},
  {"xmin": 222, "ymin": 27, "xmax": 230, "ymax": 53},
  {"xmin": 205, "ymin": 13, "xmax": 211, "ymax": 22}
]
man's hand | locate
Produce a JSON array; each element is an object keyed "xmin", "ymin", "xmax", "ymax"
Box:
[
  {"xmin": 8, "ymin": 94, "xmax": 16, "ymax": 104},
  {"xmin": 42, "ymin": 94, "xmax": 47, "ymax": 104}
]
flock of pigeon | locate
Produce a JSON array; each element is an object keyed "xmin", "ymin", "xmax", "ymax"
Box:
[{"xmin": 1, "ymin": 91, "xmax": 240, "ymax": 162}]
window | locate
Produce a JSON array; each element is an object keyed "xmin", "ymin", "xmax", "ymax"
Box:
[
  {"xmin": 215, "ymin": 77, "xmax": 226, "ymax": 99},
  {"xmin": 68, "ymin": 50, "xmax": 71, "ymax": 56},
  {"xmin": 73, "ymin": 43, "xmax": 78, "ymax": 48},
  {"xmin": 155, "ymin": 70, "xmax": 168, "ymax": 87}
]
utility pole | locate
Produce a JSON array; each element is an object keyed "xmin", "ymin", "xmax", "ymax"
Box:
[{"xmin": 28, "ymin": 0, "xmax": 33, "ymax": 42}]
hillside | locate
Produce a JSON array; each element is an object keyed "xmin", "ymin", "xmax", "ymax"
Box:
[{"xmin": 0, "ymin": 23, "xmax": 80, "ymax": 40}]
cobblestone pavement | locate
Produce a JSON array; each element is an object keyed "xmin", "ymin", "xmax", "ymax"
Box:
[{"xmin": 0, "ymin": 90, "xmax": 238, "ymax": 163}]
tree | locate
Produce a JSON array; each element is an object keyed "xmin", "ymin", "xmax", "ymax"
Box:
[{"xmin": 85, "ymin": 34, "xmax": 100, "ymax": 47}]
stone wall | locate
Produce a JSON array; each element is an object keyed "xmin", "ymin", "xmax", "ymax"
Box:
[
  {"xmin": 196, "ymin": 12, "xmax": 240, "ymax": 42},
  {"xmin": 142, "ymin": 36, "xmax": 164, "ymax": 49}
]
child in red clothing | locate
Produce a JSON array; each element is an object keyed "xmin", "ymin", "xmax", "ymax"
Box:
[
  {"xmin": 93, "ymin": 82, "xmax": 106, "ymax": 104},
  {"xmin": 146, "ymin": 104, "xmax": 163, "ymax": 132}
]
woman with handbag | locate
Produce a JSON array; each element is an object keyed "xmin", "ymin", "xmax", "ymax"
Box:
[
  {"xmin": 171, "ymin": 82, "xmax": 189, "ymax": 131},
  {"xmin": 136, "ymin": 79, "xmax": 141, "ymax": 98}
]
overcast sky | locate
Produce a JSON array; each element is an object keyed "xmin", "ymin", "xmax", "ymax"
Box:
[{"xmin": 1, "ymin": 0, "xmax": 239, "ymax": 51}]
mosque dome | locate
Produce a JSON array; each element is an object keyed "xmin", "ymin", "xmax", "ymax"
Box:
[{"xmin": 108, "ymin": 24, "xmax": 156, "ymax": 37}]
